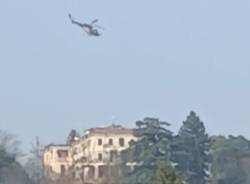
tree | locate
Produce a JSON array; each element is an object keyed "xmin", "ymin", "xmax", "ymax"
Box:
[
  {"xmin": 121, "ymin": 117, "xmax": 174, "ymax": 184},
  {"xmin": 0, "ymin": 149, "xmax": 14, "ymax": 183},
  {"xmin": 210, "ymin": 135, "xmax": 250, "ymax": 184},
  {"xmin": 24, "ymin": 137, "xmax": 44, "ymax": 184},
  {"xmin": 0, "ymin": 130, "xmax": 32, "ymax": 184},
  {"xmin": 151, "ymin": 161, "xmax": 183, "ymax": 184},
  {"xmin": 66, "ymin": 129, "xmax": 80, "ymax": 145},
  {"xmin": 0, "ymin": 130, "xmax": 23, "ymax": 159},
  {"xmin": 0, "ymin": 160, "xmax": 33, "ymax": 184},
  {"xmin": 173, "ymin": 111, "xmax": 211, "ymax": 184},
  {"xmin": 0, "ymin": 149, "xmax": 14, "ymax": 169}
]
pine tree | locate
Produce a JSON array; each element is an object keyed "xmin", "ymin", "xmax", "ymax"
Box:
[
  {"xmin": 121, "ymin": 117, "xmax": 174, "ymax": 184},
  {"xmin": 173, "ymin": 111, "xmax": 211, "ymax": 184}
]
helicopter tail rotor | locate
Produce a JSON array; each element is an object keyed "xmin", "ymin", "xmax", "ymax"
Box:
[{"xmin": 68, "ymin": 13, "xmax": 74, "ymax": 23}]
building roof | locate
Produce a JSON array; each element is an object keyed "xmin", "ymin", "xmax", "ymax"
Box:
[
  {"xmin": 44, "ymin": 144, "xmax": 70, "ymax": 150},
  {"xmin": 86, "ymin": 124, "xmax": 133, "ymax": 135}
]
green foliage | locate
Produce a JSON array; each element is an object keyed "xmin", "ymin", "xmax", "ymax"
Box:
[
  {"xmin": 0, "ymin": 149, "xmax": 33, "ymax": 184},
  {"xmin": 211, "ymin": 135, "xmax": 250, "ymax": 184},
  {"xmin": 0, "ymin": 161, "xmax": 33, "ymax": 184},
  {"xmin": 0, "ymin": 145, "xmax": 15, "ymax": 183},
  {"xmin": 0, "ymin": 130, "xmax": 22, "ymax": 159},
  {"xmin": 121, "ymin": 117, "xmax": 174, "ymax": 184},
  {"xmin": 0, "ymin": 130, "xmax": 32, "ymax": 184},
  {"xmin": 151, "ymin": 161, "xmax": 183, "ymax": 184},
  {"xmin": 0, "ymin": 149, "xmax": 14, "ymax": 169},
  {"xmin": 173, "ymin": 111, "xmax": 211, "ymax": 184}
]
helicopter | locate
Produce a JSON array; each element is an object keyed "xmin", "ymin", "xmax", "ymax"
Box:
[{"xmin": 68, "ymin": 14, "xmax": 103, "ymax": 36}]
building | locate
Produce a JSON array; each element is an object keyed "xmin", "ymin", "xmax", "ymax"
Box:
[
  {"xmin": 43, "ymin": 125, "xmax": 136, "ymax": 183},
  {"xmin": 43, "ymin": 144, "xmax": 72, "ymax": 178}
]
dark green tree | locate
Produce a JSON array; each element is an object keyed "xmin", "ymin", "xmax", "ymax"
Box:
[
  {"xmin": 0, "ymin": 148, "xmax": 15, "ymax": 183},
  {"xmin": 66, "ymin": 129, "xmax": 80, "ymax": 145},
  {"xmin": 0, "ymin": 132, "xmax": 32, "ymax": 184},
  {"xmin": 0, "ymin": 130, "xmax": 22, "ymax": 159},
  {"xmin": 0, "ymin": 149, "xmax": 14, "ymax": 170},
  {"xmin": 151, "ymin": 161, "xmax": 183, "ymax": 184},
  {"xmin": 173, "ymin": 111, "xmax": 211, "ymax": 184},
  {"xmin": 0, "ymin": 130, "xmax": 22, "ymax": 183},
  {"xmin": 121, "ymin": 117, "xmax": 174, "ymax": 184}
]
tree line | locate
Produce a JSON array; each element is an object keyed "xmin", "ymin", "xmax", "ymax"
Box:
[
  {"xmin": 1, "ymin": 111, "xmax": 250, "ymax": 184},
  {"xmin": 120, "ymin": 111, "xmax": 250, "ymax": 184}
]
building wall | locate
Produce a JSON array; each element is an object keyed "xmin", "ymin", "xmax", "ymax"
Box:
[
  {"xmin": 43, "ymin": 125, "xmax": 136, "ymax": 183},
  {"xmin": 72, "ymin": 133, "xmax": 135, "ymax": 163},
  {"xmin": 43, "ymin": 145, "xmax": 72, "ymax": 178}
]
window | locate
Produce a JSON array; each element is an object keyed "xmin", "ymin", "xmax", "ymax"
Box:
[
  {"xmin": 57, "ymin": 150, "xmax": 68, "ymax": 158},
  {"xmin": 60, "ymin": 165, "xmax": 66, "ymax": 176},
  {"xmin": 119, "ymin": 138, "xmax": 125, "ymax": 147},
  {"xmin": 98, "ymin": 139, "xmax": 102, "ymax": 146},
  {"xmin": 98, "ymin": 153, "xmax": 102, "ymax": 161},
  {"xmin": 110, "ymin": 150, "xmax": 117, "ymax": 162},
  {"xmin": 87, "ymin": 166, "xmax": 95, "ymax": 179},
  {"xmin": 98, "ymin": 166, "xmax": 104, "ymax": 178},
  {"xmin": 80, "ymin": 172, "xmax": 84, "ymax": 180},
  {"xmin": 98, "ymin": 166, "xmax": 108, "ymax": 178},
  {"xmin": 81, "ymin": 156, "xmax": 87, "ymax": 162},
  {"xmin": 109, "ymin": 138, "xmax": 113, "ymax": 145},
  {"xmin": 72, "ymin": 171, "xmax": 76, "ymax": 178}
]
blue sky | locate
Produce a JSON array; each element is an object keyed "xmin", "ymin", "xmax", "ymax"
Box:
[{"xmin": 0, "ymin": 0, "xmax": 250, "ymax": 151}]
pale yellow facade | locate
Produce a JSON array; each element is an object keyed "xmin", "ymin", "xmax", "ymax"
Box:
[
  {"xmin": 43, "ymin": 125, "xmax": 136, "ymax": 183},
  {"xmin": 43, "ymin": 145, "xmax": 73, "ymax": 177}
]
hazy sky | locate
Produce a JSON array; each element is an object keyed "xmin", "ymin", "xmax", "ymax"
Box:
[{"xmin": 0, "ymin": 0, "xmax": 250, "ymax": 151}]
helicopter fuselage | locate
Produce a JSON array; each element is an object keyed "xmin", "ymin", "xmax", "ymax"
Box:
[{"xmin": 82, "ymin": 24, "xmax": 100, "ymax": 36}]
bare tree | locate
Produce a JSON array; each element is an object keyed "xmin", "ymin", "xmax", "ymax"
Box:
[
  {"xmin": 0, "ymin": 130, "xmax": 23, "ymax": 159},
  {"xmin": 25, "ymin": 136, "xmax": 44, "ymax": 184}
]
